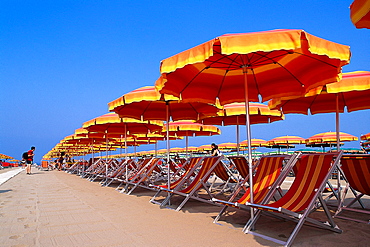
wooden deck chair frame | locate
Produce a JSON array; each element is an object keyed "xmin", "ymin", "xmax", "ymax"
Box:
[
  {"xmin": 243, "ymin": 152, "xmax": 343, "ymax": 247},
  {"xmin": 212, "ymin": 154, "xmax": 299, "ymax": 224},
  {"xmin": 159, "ymin": 156, "xmax": 224, "ymax": 211},
  {"xmin": 120, "ymin": 158, "xmax": 164, "ymax": 195},
  {"xmin": 334, "ymin": 154, "xmax": 370, "ymax": 224},
  {"xmin": 149, "ymin": 157, "xmax": 204, "ymax": 205}
]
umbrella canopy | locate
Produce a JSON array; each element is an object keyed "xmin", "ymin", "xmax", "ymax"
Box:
[
  {"xmin": 155, "ymin": 29, "xmax": 350, "ymax": 212},
  {"xmin": 161, "ymin": 120, "xmax": 220, "ymax": 137},
  {"xmin": 267, "ymin": 135, "xmax": 306, "ymax": 145},
  {"xmin": 0, "ymin": 154, "xmax": 14, "ymax": 160},
  {"xmin": 350, "ymin": 0, "xmax": 370, "ymax": 29},
  {"xmin": 199, "ymin": 102, "xmax": 284, "ymax": 125},
  {"xmin": 108, "ymin": 86, "xmax": 219, "ymax": 122},
  {"xmin": 361, "ymin": 132, "xmax": 370, "ymax": 140},
  {"xmin": 306, "ymin": 131, "xmax": 358, "ymax": 143},
  {"xmin": 239, "ymin": 138, "xmax": 268, "ymax": 147},
  {"xmin": 83, "ymin": 112, "xmax": 163, "ymax": 135},
  {"xmin": 198, "ymin": 102, "xmax": 284, "ymax": 155},
  {"xmin": 269, "ymin": 71, "xmax": 370, "ymax": 151},
  {"xmin": 269, "ymin": 71, "xmax": 370, "ymax": 114}
]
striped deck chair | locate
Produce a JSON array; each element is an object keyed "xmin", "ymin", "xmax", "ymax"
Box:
[
  {"xmin": 209, "ymin": 159, "xmax": 239, "ymax": 194},
  {"xmin": 244, "ymin": 152, "xmax": 343, "ymax": 247},
  {"xmin": 334, "ymin": 154, "xmax": 370, "ymax": 224},
  {"xmin": 90, "ymin": 158, "xmax": 119, "ymax": 182},
  {"xmin": 160, "ymin": 156, "xmax": 224, "ymax": 211},
  {"xmin": 104, "ymin": 159, "xmax": 137, "ymax": 187},
  {"xmin": 213, "ymin": 154, "xmax": 299, "ymax": 223},
  {"xmin": 229, "ymin": 156, "xmax": 251, "ymax": 180},
  {"xmin": 100, "ymin": 159, "xmax": 131, "ymax": 186},
  {"xmin": 120, "ymin": 158, "xmax": 164, "ymax": 195},
  {"xmin": 150, "ymin": 157, "xmax": 203, "ymax": 205}
]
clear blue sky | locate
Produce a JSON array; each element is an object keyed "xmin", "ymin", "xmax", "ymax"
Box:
[{"xmin": 1, "ymin": 1, "xmax": 369, "ymax": 162}]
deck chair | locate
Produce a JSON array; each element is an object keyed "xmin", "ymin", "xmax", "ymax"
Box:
[
  {"xmin": 120, "ymin": 158, "xmax": 164, "ymax": 195},
  {"xmin": 213, "ymin": 154, "xmax": 299, "ymax": 223},
  {"xmin": 159, "ymin": 156, "xmax": 224, "ymax": 211},
  {"xmin": 209, "ymin": 159, "xmax": 239, "ymax": 194},
  {"xmin": 244, "ymin": 152, "xmax": 343, "ymax": 247},
  {"xmin": 102, "ymin": 159, "xmax": 136, "ymax": 187},
  {"xmin": 334, "ymin": 154, "xmax": 370, "ymax": 224},
  {"xmin": 150, "ymin": 157, "xmax": 203, "ymax": 205}
]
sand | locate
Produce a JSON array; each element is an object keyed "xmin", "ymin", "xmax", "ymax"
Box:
[{"xmin": 0, "ymin": 168, "xmax": 369, "ymax": 247}]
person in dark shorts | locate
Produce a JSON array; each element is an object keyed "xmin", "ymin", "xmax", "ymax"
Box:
[{"xmin": 26, "ymin": 146, "xmax": 36, "ymax": 174}]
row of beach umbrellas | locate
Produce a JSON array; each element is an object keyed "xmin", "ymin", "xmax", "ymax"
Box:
[{"xmin": 42, "ymin": 29, "xmax": 370, "ymax": 221}]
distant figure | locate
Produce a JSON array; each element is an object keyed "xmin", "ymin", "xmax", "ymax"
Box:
[
  {"xmin": 26, "ymin": 146, "xmax": 36, "ymax": 175},
  {"xmin": 211, "ymin": 143, "xmax": 221, "ymax": 156},
  {"xmin": 57, "ymin": 152, "xmax": 65, "ymax": 171}
]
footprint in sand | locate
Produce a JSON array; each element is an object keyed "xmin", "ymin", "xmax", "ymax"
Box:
[
  {"xmin": 25, "ymin": 206, "xmax": 32, "ymax": 209},
  {"xmin": 24, "ymin": 224, "xmax": 30, "ymax": 229},
  {"xmin": 28, "ymin": 198, "xmax": 35, "ymax": 200},
  {"xmin": 6, "ymin": 196, "xmax": 13, "ymax": 198},
  {"xmin": 17, "ymin": 217, "xmax": 26, "ymax": 222},
  {"xmin": 9, "ymin": 235, "xmax": 21, "ymax": 239}
]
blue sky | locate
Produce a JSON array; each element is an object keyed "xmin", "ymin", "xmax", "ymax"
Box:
[{"xmin": 1, "ymin": 1, "xmax": 369, "ymax": 162}]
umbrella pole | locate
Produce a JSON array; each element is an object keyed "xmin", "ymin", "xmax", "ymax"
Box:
[
  {"xmin": 105, "ymin": 131, "xmax": 108, "ymax": 177},
  {"xmin": 236, "ymin": 116, "xmax": 240, "ymax": 156},
  {"xmin": 243, "ymin": 67, "xmax": 254, "ymax": 220},
  {"xmin": 166, "ymin": 101, "xmax": 171, "ymax": 204},
  {"xmin": 186, "ymin": 134, "xmax": 189, "ymax": 159},
  {"xmin": 336, "ymin": 94, "xmax": 340, "ymax": 152}
]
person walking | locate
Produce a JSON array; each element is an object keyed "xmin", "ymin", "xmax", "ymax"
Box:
[{"xmin": 26, "ymin": 146, "xmax": 35, "ymax": 174}]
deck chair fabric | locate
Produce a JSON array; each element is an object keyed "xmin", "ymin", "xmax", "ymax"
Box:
[
  {"xmin": 160, "ymin": 156, "xmax": 223, "ymax": 211},
  {"xmin": 228, "ymin": 156, "xmax": 250, "ymax": 180},
  {"xmin": 244, "ymin": 152, "xmax": 343, "ymax": 247},
  {"xmin": 150, "ymin": 157, "xmax": 203, "ymax": 204},
  {"xmin": 213, "ymin": 154, "xmax": 298, "ymax": 223},
  {"xmin": 120, "ymin": 158, "xmax": 164, "ymax": 195},
  {"xmin": 334, "ymin": 154, "xmax": 370, "ymax": 224},
  {"xmin": 209, "ymin": 159, "xmax": 239, "ymax": 194}
]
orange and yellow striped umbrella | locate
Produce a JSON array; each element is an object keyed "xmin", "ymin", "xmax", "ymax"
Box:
[
  {"xmin": 361, "ymin": 132, "xmax": 370, "ymax": 140},
  {"xmin": 108, "ymin": 86, "xmax": 219, "ymax": 121},
  {"xmin": 269, "ymin": 71, "xmax": 370, "ymax": 115},
  {"xmin": 240, "ymin": 139, "xmax": 268, "ymax": 147},
  {"xmin": 155, "ymin": 30, "xmax": 350, "ymax": 208},
  {"xmin": 267, "ymin": 136, "xmax": 306, "ymax": 145},
  {"xmin": 350, "ymin": 0, "xmax": 370, "ymax": 29},
  {"xmin": 306, "ymin": 132, "xmax": 358, "ymax": 143},
  {"xmin": 161, "ymin": 120, "xmax": 220, "ymax": 137},
  {"xmin": 156, "ymin": 30, "xmax": 350, "ymax": 105},
  {"xmin": 199, "ymin": 102, "xmax": 284, "ymax": 126},
  {"xmin": 83, "ymin": 112, "xmax": 163, "ymax": 135}
]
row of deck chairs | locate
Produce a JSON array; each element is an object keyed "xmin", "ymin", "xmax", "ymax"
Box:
[{"xmin": 68, "ymin": 152, "xmax": 370, "ymax": 247}]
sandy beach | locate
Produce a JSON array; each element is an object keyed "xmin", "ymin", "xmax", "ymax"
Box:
[{"xmin": 0, "ymin": 168, "xmax": 369, "ymax": 247}]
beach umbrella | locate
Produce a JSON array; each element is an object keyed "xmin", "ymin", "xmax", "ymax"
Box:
[
  {"xmin": 0, "ymin": 154, "xmax": 14, "ymax": 160},
  {"xmin": 270, "ymin": 71, "xmax": 370, "ymax": 151},
  {"xmin": 350, "ymin": 0, "xmax": 370, "ymax": 29},
  {"xmin": 82, "ymin": 113, "xmax": 163, "ymax": 175},
  {"xmin": 266, "ymin": 135, "xmax": 305, "ymax": 154},
  {"xmin": 361, "ymin": 132, "xmax": 370, "ymax": 140},
  {"xmin": 239, "ymin": 138, "xmax": 268, "ymax": 147},
  {"xmin": 160, "ymin": 120, "xmax": 220, "ymax": 157},
  {"xmin": 108, "ymin": 86, "xmax": 220, "ymax": 194},
  {"xmin": 198, "ymin": 102, "xmax": 284, "ymax": 154},
  {"xmin": 306, "ymin": 131, "xmax": 358, "ymax": 143},
  {"xmin": 155, "ymin": 29, "xmax": 350, "ymax": 213}
]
